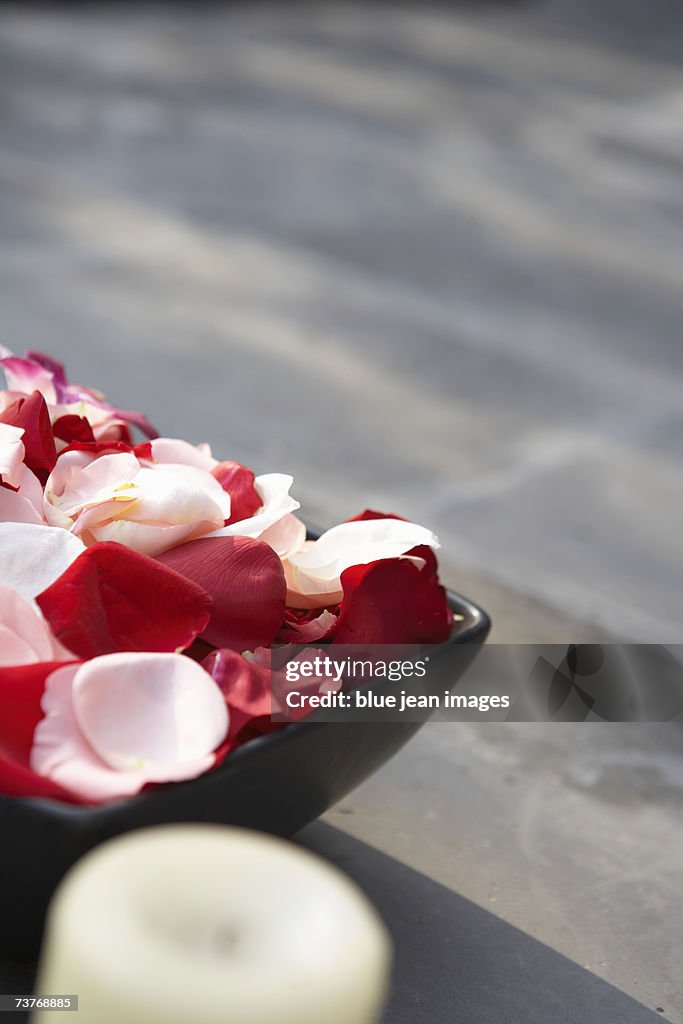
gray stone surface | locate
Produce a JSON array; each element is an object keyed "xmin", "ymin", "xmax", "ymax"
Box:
[
  {"xmin": 0, "ymin": 2, "xmax": 681, "ymax": 1022},
  {"xmin": 1, "ymin": 1, "xmax": 682, "ymax": 643},
  {"xmin": 311, "ymin": 720, "xmax": 683, "ymax": 1022}
]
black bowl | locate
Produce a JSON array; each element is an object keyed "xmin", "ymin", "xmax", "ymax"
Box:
[{"xmin": 0, "ymin": 588, "xmax": 489, "ymax": 958}]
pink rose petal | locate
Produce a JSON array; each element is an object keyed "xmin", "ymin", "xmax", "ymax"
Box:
[
  {"xmin": 148, "ymin": 437, "xmax": 217, "ymax": 471},
  {"xmin": 0, "ymin": 523, "xmax": 86, "ymax": 602},
  {"xmin": 0, "ymin": 422, "xmax": 25, "ymax": 489},
  {"xmin": 44, "ymin": 449, "xmax": 231, "ymax": 556},
  {"xmin": 0, "ymin": 466, "xmax": 44, "ymax": 525},
  {"xmin": 72, "ymin": 652, "xmax": 228, "ymax": 770},
  {"xmin": 260, "ymin": 513, "xmax": 307, "ymax": 559},
  {"xmin": 0, "ymin": 584, "xmax": 74, "ymax": 666},
  {"xmin": 31, "ymin": 654, "xmax": 229, "ymax": 804},
  {"xmin": 0, "ymin": 354, "xmax": 57, "ymax": 403}
]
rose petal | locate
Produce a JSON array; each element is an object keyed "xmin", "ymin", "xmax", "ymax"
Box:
[
  {"xmin": 44, "ymin": 450, "xmax": 139, "ymax": 521},
  {"xmin": 278, "ymin": 607, "xmax": 338, "ymax": 643},
  {"xmin": 58, "ymin": 439, "xmax": 153, "ymax": 460},
  {"xmin": 207, "ymin": 473, "xmax": 299, "ymax": 542},
  {"xmin": 331, "ymin": 558, "xmax": 452, "ymax": 645},
  {"xmin": 260, "ymin": 646, "xmax": 341, "ymax": 723},
  {"xmin": 44, "ymin": 451, "xmax": 230, "ymax": 556},
  {"xmin": 157, "ymin": 536, "xmax": 286, "ymax": 652},
  {"xmin": 0, "ymin": 354, "xmax": 57, "ymax": 403},
  {"xmin": 0, "ymin": 661, "xmax": 78, "ymax": 801},
  {"xmin": 53, "ymin": 414, "xmax": 96, "ymax": 445},
  {"xmin": 30, "ymin": 656, "xmax": 227, "ymax": 803},
  {"xmin": 0, "ymin": 391, "xmax": 56, "ymax": 483},
  {"xmin": 68, "ymin": 398, "xmax": 158, "ymax": 441},
  {"xmin": 72, "ymin": 653, "xmax": 228, "ymax": 770},
  {"xmin": 0, "ymin": 422, "xmax": 25, "ymax": 488},
  {"xmin": 284, "ymin": 518, "xmax": 440, "ymax": 608},
  {"xmin": 203, "ymin": 647, "xmax": 277, "ymax": 743},
  {"xmin": 346, "ymin": 507, "xmax": 439, "ymax": 576},
  {"xmin": 31, "ymin": 664, "xmax": 127, "ymax": 801},
  {"xmin": 36, "ymin": 542, "xmax": 213, "ymax": 659},
  {"xmin": 290, "ymin": 518, "xmax": 439, "ymax": 580},
  {"xmin": 91, "ymin": 519, "xmax": 224, "ymax": 557},
  {"xmin": 1, "ymin": 348, "xmax": 158, "ymax": 440},
  {"xmin": 24, "ymin": 350, "xmax": 158, "ymax": 440},
  {"xmin": 24, "ymin": 350, "xmax": 68, "ymax": 388},
  {"xmin": 129, "ymin": 465, "xmax": 230, "ymax": 527},
  {"xmin": 260, "ymin": 513, "xmax": 307, "ymax": 560},
  {"xmin": 212, "ymin": 461, "xmax": 263, "ymax": 524},
  {"xmin": 149, "ymin": 437, "xmax": 217, "ymax": 471},
  {"xmin": 0, "ymin": 584, "xmax": 74, "ymax": 665},
  {"xmin": 0, "ymin": 523, "xmax": 86, "ymax": 602},
  {"xmin": 0, "ymin": 466, "xmax": 45, "ymax": 525},
  {"xmin": 31, "ymin": 664, "xmax": 132, "ymax": 802}
]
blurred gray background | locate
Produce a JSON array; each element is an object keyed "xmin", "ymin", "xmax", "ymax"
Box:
[{"xmin": 0, "ymin": 2, "xmax": 682, "ymax": 1022}]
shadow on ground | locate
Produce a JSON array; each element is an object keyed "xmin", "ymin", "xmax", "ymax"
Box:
[{"xmin": 299, "ymin": 822, "xmax": 670, "ymax": 1024}]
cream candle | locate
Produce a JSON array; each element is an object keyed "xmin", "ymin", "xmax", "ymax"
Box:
[{"xmin": 32, "ymin": 825, "xmax": 391, "ymax": 1024}]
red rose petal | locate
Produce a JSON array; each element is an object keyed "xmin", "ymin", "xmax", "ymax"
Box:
[
  {"xmin": 345, "ymin": 508, "xmax": 402, "ymax": 523},
  {"xmin": 203, "ymin": 647, "xmax": 277, "ymax": 743},
  {"xmin": 0, "ymin": 390, "xmax": 57, "ymax": 483},
  {"xmin": 212, "ymin": 461, "xmax": 263, "ymax": 524},
  {"xmin": 158, "ymin": 536, "xmax": 286, "ymax": 653},
  {"xmin": 57, "ymin": 439, "xmax": 154, "ymax": 460},
  {"xmin": 36, "ymin": 543, "xmax": 213, "ymax": 659},
  {"xmin": 298, "ymin": 509, "xmax": 449, "ymax": 643},
  {"xmin": 277, "ymin": 606, "xmax": 339, "ymax": 644},
  {"xmin": 52, "ymin": 414, "xmax": 96, "ymax": 445},
  {"xmin": 331, "ymin": 557, "xmax": 452, "ymax": 645},
  {"xmin": 0, "ymin": 661, "xmax": 81, "ymax": 802}
]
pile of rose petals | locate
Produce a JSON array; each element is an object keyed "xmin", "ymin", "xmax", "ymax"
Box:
[{"xmin": 0, "ymin": 349, "xmax": 452, "ymax": 805}]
